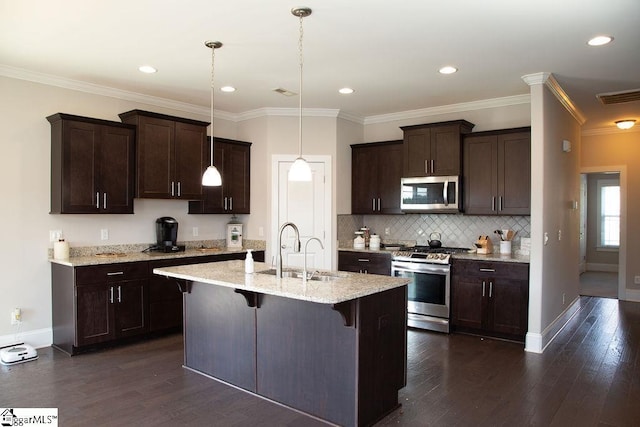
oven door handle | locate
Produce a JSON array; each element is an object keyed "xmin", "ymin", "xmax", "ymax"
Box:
[{"xmin": 392, "ymin": 264, "xmax": 450, "ymax": 275}]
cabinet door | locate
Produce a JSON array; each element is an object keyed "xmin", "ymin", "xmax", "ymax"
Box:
[
  {"xmin": 136, "ymin": 116, "xmax": 174, "ymax": 198},
  {"xmin": 99, "ymin": 125, "xmax": 135, "ymax": 213},
  {"xmin": 173, "ymin": 121, "xmax": 206, "ymax": 200},
  {"xmin": 403, "ymin": 128, "xmax": 430, "ymax": 177},
  {"xmin": 430, "ymin": 125, "xmax": 462, "ymax": 176},
  {"xmin": 76, "ymin": 283, "xmax": 114, "ymax": 346},
  {"xmin": 114, "ymin": 279, "xmax": 148, "ymax": 338},
  {"xmin": 498, "ymin": 132, "xmax": 531, "ymax": 215},
  {"xmin": 463, "ymin": 135, "xmax": 498, "ymax": 214},
  {"xmin": 488, "ymin": 279, "xmax": 529, "ymax": 338},
  {"xmin": 352, "ymin": 145, "xmax": 379, "ymax": 213},
  {"xmin": 451, "ymin": 276, "xmax": 484, "ymax": 330},
  {"xmin": 224, "ymin": 142, "xmax": 251, "ymax": 213},
  {"xmin": 61, "ymin": 121, "xmax": 99, "ymax": 213},
  {"xmin": 377, "ymin": 142, "xmax": 403, "ymax": 214}
]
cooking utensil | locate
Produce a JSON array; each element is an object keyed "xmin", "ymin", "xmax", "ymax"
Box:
[
  {"xmin": 428, "ymin": 232, "xmax": 442, "ymax": 248},
  {"xmin": 494, "ymin": 230, "xmax": 504, "ymax": 240}
]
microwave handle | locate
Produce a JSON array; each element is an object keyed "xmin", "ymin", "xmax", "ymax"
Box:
[{"xmin": 443, "ymin": 180, "xmax": 449, "ymax": 206}]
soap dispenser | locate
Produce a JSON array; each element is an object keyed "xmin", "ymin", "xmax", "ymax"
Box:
[{"xmin": 245, "ymin": 249, "xmax": 254, "ymax": 274}]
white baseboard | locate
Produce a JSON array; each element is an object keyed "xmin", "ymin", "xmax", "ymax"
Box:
[
  {"xmin": 525, "ymin": 296, "xmax": 582, "ymax": 353},
  {"xmin": 0, "ymin": 327, "xmax": 52, "ymax": 349},
  {"xmin": 585, "ymin": 263, "xmax": 618, "ymax": 273},
  {"xmin": 622, "ymin": 288, "xmax": 640, "ymax": 302}
]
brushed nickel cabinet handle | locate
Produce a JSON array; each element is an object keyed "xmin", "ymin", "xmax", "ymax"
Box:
[
  {"xmin": 492, "ymin": 196, "xmax": 496, "ymax": 212},
  {"xmin": 171, "ymin": 182, "xmax": 175, "ymax": 197},
  {"xmin": 425, "ymin": 160, "xmax": 429, "ymax": 174},
  {"xmin": 96, "ymin": 192, "xmax": 100, "ymax": 209},
  {"xmin": 489, "ymin": 281, "xmax": 493, "ymax": 298},
  {"xmin": 482, "ymin": 281, "xmax": 486, "ymax": 297},
  {"xmin": 431, "ymin": 159, "xmax": 434, "ymax": 174},
  {"xmin": 109, "ymin": 286, "xmax": 114, "ymax": 304},
  {"xmin": 479, "ymin": 268, "xmax": 495, "ymax": 272},
  {"xmin": 117, "ymin": 285, "xmax": 122, "ymax": 303},
  {"xmin": 103, "ymin": 193, "xmax": 107, "ymax": 210},
  {"xmin": 107, "ymin": 271, "xmax": 124, "ymax": 276},
  {"xmin": 230, "ymin": 197, "xmax": 233, "ymax": 211},
  {"xmin": 177, "ymin": 182, "xmax": 181, "ymax": 197}
]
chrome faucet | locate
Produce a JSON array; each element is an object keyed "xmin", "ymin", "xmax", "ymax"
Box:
[
  {"xmin": 303, "ymin": 237, "xmax": 324, "ymax": 281},
  {"xmin": 276, "ymin": 222, "xmax": 301, "ymax": 278}
]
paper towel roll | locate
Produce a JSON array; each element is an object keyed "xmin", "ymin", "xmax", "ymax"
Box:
[{"xmin": 54, "ymin": 240, "xmax": 70, "ymax": 259}]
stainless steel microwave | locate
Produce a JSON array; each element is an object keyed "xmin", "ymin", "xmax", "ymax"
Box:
[{"xmin": 400, "ymin": 176, "xmax": 460, "ymax": 212}]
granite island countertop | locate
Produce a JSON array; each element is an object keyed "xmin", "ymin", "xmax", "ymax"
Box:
[{"xmin": 153, "ymin": 260, "xmax": 410, "ymax": 305}]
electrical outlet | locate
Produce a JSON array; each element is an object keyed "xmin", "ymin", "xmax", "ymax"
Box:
[
  {"xmin": 11, "ymin": 308, "xmax": 21, "ymax": 325},
  {"xmin": 562, "ymin": 293, "xmax": 566, "ymax": 305},
  {"xmin": 385, "ymin": 227, "xmax": 390, "ymax": 236},
  {"xmin": 100, "ymin": 229, "xmax": 109, "ymax": 240},
  {"xmin": 49, "ymin": 230, "xmax": 62, "ymax": 242},
  {"xmin": 192, "ymin": 227, "xmax": 199, "ymax": 237},
  {"xmin": 558, "ymin": 229, "xmax": 562, "ymax": 241},
  {"xmin": 635, "ymin": 276, "xmax": 640, "ymax": 285}
]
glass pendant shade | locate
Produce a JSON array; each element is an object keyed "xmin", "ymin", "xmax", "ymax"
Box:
[
  {"xmin": 202, "ymin": 165, "xmax": 223, "ymax": 186},
  {"xmin": 288, "ymin": 157, "xmax": 312, "ymax": 181}
]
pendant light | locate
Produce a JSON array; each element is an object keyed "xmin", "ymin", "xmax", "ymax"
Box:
[
  {"xmin": 288, "ymin": 7, "xmax": 313, "ymax": 182},
  {"xmin": 202, "ymin": 40, "xmax": 223, "ymax": 187}
]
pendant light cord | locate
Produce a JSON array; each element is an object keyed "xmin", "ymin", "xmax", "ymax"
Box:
[
  {"xmin": 210, "ymin": 44, "xmax": 216, "ymax": 167},
  {"xmin": 298, "ymin": 12, "xmax": 304, "ymax": 158}
]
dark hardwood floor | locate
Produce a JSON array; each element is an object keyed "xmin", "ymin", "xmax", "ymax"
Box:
[{"xmin": 2, "ymin": 296, "xmax": 638, "ymax": 426}]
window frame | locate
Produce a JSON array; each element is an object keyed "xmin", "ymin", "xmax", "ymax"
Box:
[{"xmin": 596, "ymin": 178, "xmax": 620, "ymax": 251}]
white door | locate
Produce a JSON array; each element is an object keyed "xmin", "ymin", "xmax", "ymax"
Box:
[{"xmin": 273, "ymin": 156, "xmax": 331, "ymax": 271}]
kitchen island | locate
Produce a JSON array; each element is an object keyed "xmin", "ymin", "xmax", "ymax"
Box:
[{"xmin": 153, "ymin": 260, "xmax": 409, "ymax": 427}]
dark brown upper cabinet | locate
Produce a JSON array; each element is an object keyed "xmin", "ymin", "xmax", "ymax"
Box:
[
  {"xmin": 188, "ymin": 138, "xmax": 252, "ymax": 214},
  {"xmin": 463, "ymin": 127, "xmax": 531, "ymax": 215},
  {"xmin": 48, "ymin": 113, "xmax": 136, "ymax": 214},
  {"xmin": 401, "ymin": 120, "xmax": 475, "ymax": 177},
  {"xmin": 119, "ymin": 110, "xmax": 208, "ymax": 200},
  {"xmin": 351, "ymin": 140, "xmax": 403, "ymax": 214}
]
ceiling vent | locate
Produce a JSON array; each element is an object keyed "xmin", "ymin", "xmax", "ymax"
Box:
[
  {"xmin": 273, "ymin": 88, "xmax": 297, "ymax": 97},
  {"xmin": 596, "ymin": 89, "xmax": 640, "ymax": 105}
]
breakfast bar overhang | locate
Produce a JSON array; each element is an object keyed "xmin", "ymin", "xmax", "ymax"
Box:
[{"xmin": 154, "ymin": 260, "xmax": 409, "ymax": 427}]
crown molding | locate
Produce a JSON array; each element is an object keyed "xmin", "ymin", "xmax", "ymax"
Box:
[
  {"xmin": 522, "ymin": 72, "xmax": 586, "ymax": 125},
  {"xmin": 582, "ymin": 126, "xmax": 640, "ymax": 136},
  {"xmin": 0, "ymin": 64, "xmax": 211, "ymax": 117},
  {"xmin": 363, "ymin": 94, "xmax": 531, "ymax": 125}
]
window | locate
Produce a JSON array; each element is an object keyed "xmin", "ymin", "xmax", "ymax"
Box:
[{"xmin": 597, "ymin": 179, "xmax": 620, "ymax": 248}]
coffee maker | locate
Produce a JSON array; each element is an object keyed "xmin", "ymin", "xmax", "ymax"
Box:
[{"xmin": 154, "ymin": 217, "xmax": 185, "ymax": 252}]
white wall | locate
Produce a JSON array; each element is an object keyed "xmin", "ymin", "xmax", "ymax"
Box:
[
  {"xmin": 0, "ymin": 76, "xmax": 241, "ymax": 343},
  {"xmin": 525, "ymin": 77, "xmax": 582, "ymax": 353}
]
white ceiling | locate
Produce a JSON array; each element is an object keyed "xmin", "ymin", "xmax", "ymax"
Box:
[{"xmin": 2, "ymin": 0, "xmax": 639, "ymax": 131}]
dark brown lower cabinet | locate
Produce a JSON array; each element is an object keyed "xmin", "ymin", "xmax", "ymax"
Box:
[
  {"xmin": 51, "ymin": 251, "xmax": 264, "ymax": 355},
  {"xmin": 183, "ymin": 283, "xmax": 407, "ymax": 427},
  {"xmin": 451, "ymin": 259, "xmax": 529, "ymax": 342},
  {"xmin": 338, "ymin": 250, "xmax": 391, "ymax": 275}
]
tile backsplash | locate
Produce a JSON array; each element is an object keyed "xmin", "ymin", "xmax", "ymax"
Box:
[{"xmin": 338, "ymin": 213, "xmax": 530, "ymax": 250}]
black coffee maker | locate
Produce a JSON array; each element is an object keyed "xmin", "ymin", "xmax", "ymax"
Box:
[{"xmin": 154, "ymin": 217, "xmax": 184, "ymax": 252}]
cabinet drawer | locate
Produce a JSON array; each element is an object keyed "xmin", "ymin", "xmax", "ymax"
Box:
[
  {"xmin": 452, "ymin": 259, "xmax": 528, "ymax": 280},
  {"xmin": 338, "ymin": 251, "xmax": 391, "ymax": 275},
  {"xmin": 76, "ymin": 262, "xmax": 149, "ymax": 285}
]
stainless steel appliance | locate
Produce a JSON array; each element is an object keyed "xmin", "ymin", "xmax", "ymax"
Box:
[
  {"xmin": 391, "ymin": 246, "xmax": 468, "ymax": 333},
  {"xmin": 400, "ymin": 176, "xmax": 460, "ymax": 212}
]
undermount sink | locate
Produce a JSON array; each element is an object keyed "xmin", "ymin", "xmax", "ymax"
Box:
[{"xmin": 256, "ymin": 268, "xmax": 343, "ymax": 282}]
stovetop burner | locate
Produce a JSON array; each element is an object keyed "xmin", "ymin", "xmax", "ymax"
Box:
[{"xmin": 392, "ymin": 246, "xmax": 471, "ymax": 264}]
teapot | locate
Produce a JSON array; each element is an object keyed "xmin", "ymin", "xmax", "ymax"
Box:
[{"xmin": 428, "ymin": 232, "xmax": 442, "ymax": 248}]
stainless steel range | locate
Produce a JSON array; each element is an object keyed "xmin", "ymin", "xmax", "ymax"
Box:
[{"xmin": 391, "ymin": 246, "xmax": 469, "ymax": 333}]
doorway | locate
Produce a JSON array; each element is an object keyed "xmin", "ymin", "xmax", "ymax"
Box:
[
  {"xmin": 579, "ymin": 169, "xmax": 623, "ymax": 299},
  {"xmin": 271, "ymin": 155, "xmax": 332, "ymax": 271}
]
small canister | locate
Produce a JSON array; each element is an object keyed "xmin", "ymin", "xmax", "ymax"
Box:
[
  {"xmin": 354, "ymin": 231, "xmax": 365, "ymax": 249},
  {"xmin": 369, "ymin": 234, "xmax": 381, "ymax": 250}
]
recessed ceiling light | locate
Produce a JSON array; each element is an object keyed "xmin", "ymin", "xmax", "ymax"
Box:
[
  {"xmin": 615, "ymin": 119, "xmax": 636, "ymax": 130},
  {"xmin": 138, "ymin": 65, "xmax": 157, "ymax": 74},
  {"xmin": 220, "ymin": 86, "xmax": 236, "ymax": 93},
  {"xmin": 587, "ymin": 35, "xmax": 613, "ymax": 46},
  {"xmin": 338, "ymin": 87, "xmax": 354, "ymax": 94},
  {"xmin": 439, "ymin": 66, "xmax": 458, "ymax": 75}
]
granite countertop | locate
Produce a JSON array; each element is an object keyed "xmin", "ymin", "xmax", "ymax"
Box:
[
  {"xmin": 338, "ymin": 246, "xmax": 530, "ymax": 263},
  {"xmin": 153, "ymin": 260, "xmax": 410, "ymax": 305},
  {"xmin": 49, "ymin": 247, "xmax": 260, "ymax": 267}
]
